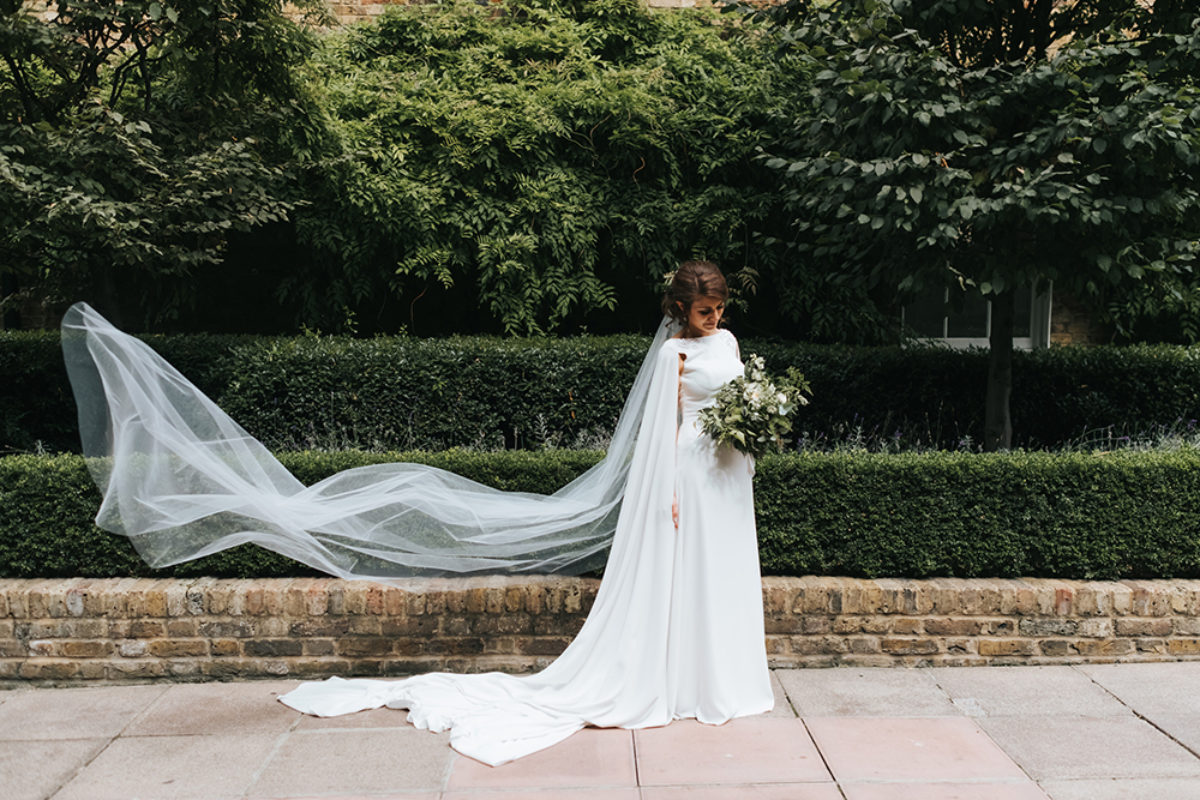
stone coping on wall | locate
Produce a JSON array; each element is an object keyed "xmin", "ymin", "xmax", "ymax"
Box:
[{"xmin": 2, "ymin": 576, "xmax": 1200, "ymax": 683}]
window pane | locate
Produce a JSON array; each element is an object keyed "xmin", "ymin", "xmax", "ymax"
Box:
[
  {"xmin": 1012, "ymin": 285, "xmax": 1032, "ymax": 337},
  {"xmin": 946, "ymin": 289, "xmax": 988, "ymax": 338},
  {"xmin": 905, "ymin": 289, "xmax": 946, "ymax": 337}
]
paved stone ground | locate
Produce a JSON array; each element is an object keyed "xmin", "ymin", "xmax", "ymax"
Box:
[{"xmin": 3, "ymin": 663, "xmax": 1200, "ymax": 799}]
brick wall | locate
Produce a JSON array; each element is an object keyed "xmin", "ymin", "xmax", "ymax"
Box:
[
  {"xmin": 1050, "ymin": 290, "xmax": 1109, "ymax": 345},
  {"xmin": 319, "ymin": 0, "xmax": 702, "ymax": 26},
  {"xmin": 3, "ymin": 576, "xmax": 1199, "ymax": 683}
]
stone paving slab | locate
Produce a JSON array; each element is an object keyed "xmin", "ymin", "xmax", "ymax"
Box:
[
  {"xmin": 777, "ymin": 666, "xmax": 960, "ymax": 717},
  {"xmin": 1151, "ymin": 716, "xmax": 1200, "ymax": 756},
  {"xmin": 1078, "ymin": 662, "xmax": 1200, "ymax": 716},
  {"xmin": 445, "ymin": 728, "xmax": 635, "ymax": 791},
  {"xmin": 2, "ymin": 664, "xmax": 1199, "ymax": 799},
  {"xmin": 979, "ymin": 715, "xmax": 1200, "ymax": 781},
  {"xmin": 251, "ymin": 728, "xmax": 457, "ymax": 797},
  {"xmin": 0, "ymin": 739, "xmax": 108, "ymax": 800},
  {"xmin": 0, "ymin": 683, "xmax": 168, "ymax": 740},
  {"xmin": 841, "ymin": 783, "xmax": 1050, "ymax": 800},
  {"xmin": 633, "ymin": 718, "xmax": 829, "ymax": 786},
  {"xmin": 126, "ymin": 680, "xmax": 298, "ymax": 736},
  {"xmin": 764, "ymin": 670, "xmax": 794, "ymax": 717},
  {"xmin": 641, "ymin": 786, "xmax": 843, "ymax": 799},
  {"xmin": 54, "ymin": 733, "xmax": 281, "ymax": 800},
  {"xmin": 1040, "ymin": 778, "xmax": 1200, "ymax": 800},
  {"xmin": 807, "ymin": 717, "xmax": 1031, "ymax": 783},
  {"xmin": 929, "ymin": 665, "xmax": 1130, "ymax": 717},
  {"xmin": 445, "ymin": 791, "xmax": 639, "ymax": 800}
]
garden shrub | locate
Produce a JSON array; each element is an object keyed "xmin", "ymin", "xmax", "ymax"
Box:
[
  {"xmin": 751, "ymin": 340, "xmax": 1200, "ymax": 450},
  {"xmin": 0, "ymin": 330, "xmax": 263, "ymax": 454},
  {"xmin": 6, "ymin": 330, "xmax": 1200, "ymax": 454},
  {"xmin": 3, "ymin": 449, "xmax": 1200, "ymax": 580}
]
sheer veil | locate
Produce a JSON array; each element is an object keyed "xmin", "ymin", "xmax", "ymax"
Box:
[{"xmin": 61, "ymin": 303, "xmax": 681, "ymax": 581}]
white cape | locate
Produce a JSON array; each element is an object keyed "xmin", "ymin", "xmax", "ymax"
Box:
[
  {"xmin": 280, "ymin": 331, "xmax": 774, "ymax": 765},
  {"xmin": 60, "ymin": 305, "xmax": 771, "ymax": 766}
]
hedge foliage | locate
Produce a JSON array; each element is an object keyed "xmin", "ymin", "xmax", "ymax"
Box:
[
  {"xmin": 6, "ymin": 330, "xmax": 1200, "ymax": 454},
  {"xmin": 3, "ymin": 449, "xmax": 1200, "ymax": 580}
]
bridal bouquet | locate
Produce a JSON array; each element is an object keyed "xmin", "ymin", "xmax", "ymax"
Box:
[{"xmin": 699, "ymin": 355, "xmax": 811, "ymax": 458}]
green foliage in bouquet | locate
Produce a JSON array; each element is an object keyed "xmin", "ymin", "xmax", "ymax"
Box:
[{"xmin": 699, "ymin": 354, "xmax": 811, "ymax": 458}]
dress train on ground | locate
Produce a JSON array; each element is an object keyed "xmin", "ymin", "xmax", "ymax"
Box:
[{"xmin": 280, "ymin": 328, "xmax": 773, "ymax": 765}]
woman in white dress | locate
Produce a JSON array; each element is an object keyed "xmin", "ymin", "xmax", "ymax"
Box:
[
  {"xmin": 61, "ymin": 260, "xmax": 773, "ymax": 766},
  {"xmin": 279, "ymin": 260, "xmax": 773, "ymax": 763}
]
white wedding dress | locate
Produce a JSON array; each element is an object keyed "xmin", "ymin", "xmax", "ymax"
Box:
[
  {"xmin": 279, "ymin": 328, "xmax": 773, "ymax": 765},
  {"xmin": 59, "ymin": 304, "xmax": 772, "ymax": 766}
]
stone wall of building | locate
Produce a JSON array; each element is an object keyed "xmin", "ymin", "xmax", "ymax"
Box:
[
  {"xmin": 319, "ymin": 0, "xmax": 700, "ymax": 26},
  {"xmin": 1050, "ymin": 290, "xmax": 1110, "ymax": 346},
  {"xmin": 3, "ymin": 576, "xmax": 1199, "ymax": 683}
]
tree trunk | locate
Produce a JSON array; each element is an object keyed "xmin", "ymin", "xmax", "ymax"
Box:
[{"xmin": 984, "ymin": 290, "xmax": 1014, "ymax": 451}]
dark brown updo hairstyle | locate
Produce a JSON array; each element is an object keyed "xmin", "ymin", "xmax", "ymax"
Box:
[{"xmin": 662, "ymin": 260, "xmax": 728, "ymax": 327}]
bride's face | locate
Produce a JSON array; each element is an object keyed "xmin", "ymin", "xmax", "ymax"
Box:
[{"xmin": 681, "ymin": 295, "xmax": 725, "ymax": 337}]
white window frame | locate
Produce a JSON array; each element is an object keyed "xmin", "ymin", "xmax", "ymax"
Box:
[{"xmin": 903, "ymin": 282, "xmax": 1053, "ymax": 350}]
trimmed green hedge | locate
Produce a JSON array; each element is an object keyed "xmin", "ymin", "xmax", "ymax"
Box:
[
  {"xmin": 4, "ymin": 449, "xmax": 1199, "ymax": 580},
  {"xmin": 0, "ymin": 330, "xmax": 262, "ymax": 455},
  {"xmin": 5, "ymin": 331, "xmax": 1200, "ymax": 453}
]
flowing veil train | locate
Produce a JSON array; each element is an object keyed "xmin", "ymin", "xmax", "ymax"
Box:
[
  {"xmin": 61, "ymin": 303, "xmax": 772, "ymax": 764},
  {"xmin": 61, "ymin": 302, "xmax": 679, "ymax": 579}
]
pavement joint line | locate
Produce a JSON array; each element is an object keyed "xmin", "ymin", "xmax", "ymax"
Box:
[
  {"xmin": 1071, "ymin": 664, "xmax": 1200, "ymax": 761},
  {"xmin": 240, "ymin": 714, "xmax": 304, "ymax": 799},
  {"xmin": 924, "ymin": 666, "xmax": 1048, "ymax": 789},
  {"xmin": 775, "ymin": 669, "xmax": 801, "ymax": 717},
  {"xmin": 631, "ymin": 723, "xmax": 642, "ymax": 788},
  {"xmin": 40, "ymin": 683, "xmax": 171, "ymax": 800},
  {"xmin": 778, "ymin": 676, "xmax": 800, "ymax": 718},
  {"xmin": 798, "ymin": 717, "xmax": 840, "ymax": 787},
  {"xmin": 778, "ymin": 672, "xmax": 842, "ymax": 789},
  {"xmin": 43, "ymin": 735, "xmax": 113, "ymax": 800}
]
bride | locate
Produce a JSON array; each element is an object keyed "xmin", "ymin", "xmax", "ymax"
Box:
[{"xmin": 61, "ymin": 260, "xmax": 773, "ymax": 766}]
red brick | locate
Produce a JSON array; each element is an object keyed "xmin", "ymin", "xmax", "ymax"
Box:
[
  {"xmin": 978, "ymin": 639, "xmax": 1035, "ymax": 657},
  {"xmin": 336, "ymin": 638, "xmax": 393, "ymax": 657},
  {"xmin": 1116, "ymin": 619, "xmax": 1173, "ymax": 637},
  {"xmin": 211, "ymin": 639, "xmax": 240, "ymax": 657},
  {"xmin": 60, "ymin": 640, "xmax": 113, "ymax": 658},
  {"xmin": 880, "ymin": 638, "xmax": 939, "ymax": 655},
  {"xmin": 1074, "ymin": 639, "xmax": 1133, "ymax": 656},
  {"xmin": 19, "ymin": 659, "xmax": 79, "ymax": 680},
  {"xmin": 924, "ymin": 618, "xmax": 984, "ymax": 636},
  {"xmin": 147, "ymin": 639, "xmax": 208, "ymax": 658}
]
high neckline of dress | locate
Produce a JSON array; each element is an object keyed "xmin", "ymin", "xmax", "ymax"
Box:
[{"xmin": 672, "ymin": 328, "xmax": 725, "ymax": 342}]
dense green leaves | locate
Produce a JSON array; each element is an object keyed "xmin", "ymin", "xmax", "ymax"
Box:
[
  {"xmin": 760, "ymin": 2, "xmax": 1200, "ymax": 310},
  {"xmin": 282, "ymin": 0, "xmax": 798, "ymax": 335},
  {"xmin": 0, "ymin": 1, "xmax": 327, "ymax": 326},
  {"xmin": 740, "ymin": 0, "xmax": 1200, "ymax": 445},
  {"xmin": 755, "ymin": 449, "xmax": 1200, "ymax": 579}
]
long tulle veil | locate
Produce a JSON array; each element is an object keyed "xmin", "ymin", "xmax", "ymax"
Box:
[{"xmin": 60, "ymin": 303, "xmax": 680, "ymax": 580}]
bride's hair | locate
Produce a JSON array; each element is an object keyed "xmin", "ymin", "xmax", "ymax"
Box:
[{"xmin": 662, "ymin": 260, "xmax": 728, "ymax": 325}]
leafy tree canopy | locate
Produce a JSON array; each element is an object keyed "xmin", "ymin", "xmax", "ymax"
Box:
[
  {"xmin": 731, "ymin": 0, "xmax": 1200, "ymax": 446},
  {"xmin": 282, "ymin": 0, "xmax": 802, "ymax": 336},
  {"xmin": 0, "ymin": 0, "xmax": 328, "ymax": 326}
]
